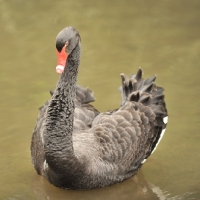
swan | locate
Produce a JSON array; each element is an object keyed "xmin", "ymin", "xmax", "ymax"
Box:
[{"xmin": 31, "ymin": 26, "xmax": 168, "ymax": 190}]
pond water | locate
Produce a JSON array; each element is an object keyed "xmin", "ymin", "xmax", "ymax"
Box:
[{"xmin": 0, "ymin": 0, "xmax": 200, "ymax": 199}]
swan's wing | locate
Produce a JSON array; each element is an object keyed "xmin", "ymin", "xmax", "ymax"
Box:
[
  {"xmin": 76, "ymin": 85, "xmax": 95, "ymax": 104},
  {"xmin": 31, "ymin": 100, "xmax": 49, "ymax": 175},
  {"xmin": 73, "ymin": 102, "xmax": 99, "ymax": 131},
  {"xmin": 90, "ymin": 68, "xmax": 168, "ymax": 173},
  {"xmin": 73, "ymin": 85, "xmax": 99, "ymax": 131}
]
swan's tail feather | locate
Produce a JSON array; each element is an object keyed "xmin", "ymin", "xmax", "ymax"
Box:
[
  {"xmin": 119, "ymin": 68, "xmax": 168, "ymax": 157},
  {"xmin": 119, "ymin": 68, "xmax": 167, "ymax": 118}
]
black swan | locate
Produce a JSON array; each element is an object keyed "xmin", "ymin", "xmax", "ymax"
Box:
[{"xmin": 31, "ymin": 26, "xmax": 168, "ymax": 190}]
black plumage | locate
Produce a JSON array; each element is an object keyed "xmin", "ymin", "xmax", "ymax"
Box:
[{"xmin": 31, "ymin": 26, "xmax": 168, "ymax": 190}]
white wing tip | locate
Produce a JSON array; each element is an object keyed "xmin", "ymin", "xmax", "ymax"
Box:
[
  {"xmin": 150, "ymin": 128, "xmax": 166, "ymax": 155},
  {"xmin": 141, "ymin": 159, "xmax": 147, "ymax": 164},
  {"xmin": 163, "ymin": 116, "xmax": 168, "ymax": 124}
]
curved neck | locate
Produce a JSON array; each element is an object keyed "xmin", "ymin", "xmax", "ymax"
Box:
[{"xmin": 44, "ymin": 42, "xmax": 81, "ymax": 167}]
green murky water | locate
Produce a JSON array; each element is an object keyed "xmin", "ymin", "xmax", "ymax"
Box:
[{"xmin": 0, "ymin": 0, "xmax": 200, "ymax": 199}]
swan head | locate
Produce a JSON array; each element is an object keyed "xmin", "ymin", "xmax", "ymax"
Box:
[{"xmin": 55, "ymin": 27, "xmax": 80, "ymax": 74}]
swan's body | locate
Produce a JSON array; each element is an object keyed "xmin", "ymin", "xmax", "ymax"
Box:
[{"xmin": 31, "ymin": 27, "xmax": 168, "ymax": 190}]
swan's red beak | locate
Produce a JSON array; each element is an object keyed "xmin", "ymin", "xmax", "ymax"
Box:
[{"xmin": 56, "ymin": 45, "xmax": 68, "ymax": 74}]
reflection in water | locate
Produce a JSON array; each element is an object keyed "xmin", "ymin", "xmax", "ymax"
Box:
[
  {"xmin": 30, "ymin": 171, "xmax": 195, "ymax": 200},
  {"xmin": 0, "ymin": 0, "xmax": 200, "ymax": 199},
  {"xmin": 31, "ymin": 171, "xmax": 162, "ymax": 200}
]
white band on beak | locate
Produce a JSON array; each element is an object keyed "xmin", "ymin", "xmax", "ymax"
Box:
[{"xmin": 56, "ymin": 65, "xmax": 64, "ymax": 74}]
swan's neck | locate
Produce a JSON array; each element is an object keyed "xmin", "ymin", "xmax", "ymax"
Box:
[{"xmin": 44, "ymin": 42, "xmax": 81, "ymax": 166}]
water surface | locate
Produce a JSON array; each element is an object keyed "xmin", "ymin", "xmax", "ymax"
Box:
[{"xmin": 0, "ymin": 0, "xmax": 200, "ymax": 199}]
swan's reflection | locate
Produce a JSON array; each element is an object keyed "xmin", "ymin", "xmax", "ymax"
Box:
[{"xmin": 31, "ymin": 170, "xmax": 196, "ymax": 200}]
